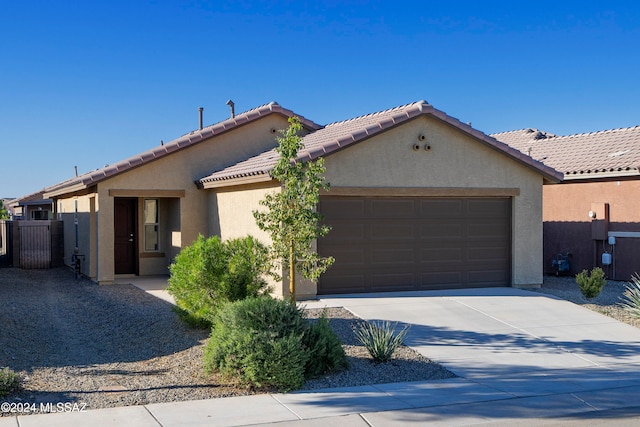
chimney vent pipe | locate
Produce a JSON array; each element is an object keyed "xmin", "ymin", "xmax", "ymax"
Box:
[
  {"xmin": 226, "ymin": 99, "xmax": 235, "ymax": 118},
  {"xmin": 198, "ymin": 107, "xmax": 204, "ymax": 130}
]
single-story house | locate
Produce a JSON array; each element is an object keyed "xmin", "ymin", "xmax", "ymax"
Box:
[
  {"xmin": 44, "ymin": 100, "xmax": 561, "ymax": 298},
  {"xmin": 7, "ymin": 190, "xmax": 54, "ymax": 220},
  {"xmin": 493, "ymin": 127, "xmax": 640, "ymax": 281}
]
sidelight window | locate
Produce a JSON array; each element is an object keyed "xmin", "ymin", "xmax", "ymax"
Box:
[{"xmin": 144, "ymin": 199, "xmax": 159, "ymax": 251}]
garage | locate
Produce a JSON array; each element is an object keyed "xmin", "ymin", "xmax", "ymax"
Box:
[{"xmin": 317, "ymin": 196, "xmax": 512, "ymax": 294}]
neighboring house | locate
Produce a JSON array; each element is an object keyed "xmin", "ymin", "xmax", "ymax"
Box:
[
  {"xmin": 44, "ymin": 101, "xmax": 561, "ymax": 298},
  {"xmin": 8, "ymin": 191, "xmax": 54, "ymax": 220},
  {"xmin": 493, "ymin": 127, "xmax": 640, "ymax": 281}
]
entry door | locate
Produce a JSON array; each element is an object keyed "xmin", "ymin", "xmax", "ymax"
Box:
[{"xmin": 114, "ymin": 198, "xmax": 137, "ymax": 274}]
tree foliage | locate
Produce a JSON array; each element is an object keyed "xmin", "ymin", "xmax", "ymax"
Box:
[
  {"xmin": 0, "ymin": 200, "xmax": 9, "ymax": 220},
  {"xmin": 253, "ymin": 117, "xmax": 334, "ymax": 300}
]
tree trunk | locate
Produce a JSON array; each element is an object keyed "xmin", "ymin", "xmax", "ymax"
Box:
[{"xmin": 289, "ymin": 239, "xmax": 296, "ymax": 302}]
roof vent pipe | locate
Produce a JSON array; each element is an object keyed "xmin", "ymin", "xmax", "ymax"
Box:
[
  {"xmin": 198, "ymin": 107, "xmax": 204, "ymax": 130},
  {"xmin": 226, "ymin": 99, "xmax": 235, "ymax": 118}
]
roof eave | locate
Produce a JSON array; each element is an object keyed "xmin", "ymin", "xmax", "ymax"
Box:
[
  {"xmin": 199, "ymin": 173, "xmax": 274, "ymax": 189},
  {"xmin": 42, "ymin": 102, "xmax": 319, "ymax": 198},
  {"xmin": 563, "ymin": 169, "xmax": 640, "ymax": 181},
  {"xmin": 44, "ymin": 182, "xmax": 88, "ymax": 198}
]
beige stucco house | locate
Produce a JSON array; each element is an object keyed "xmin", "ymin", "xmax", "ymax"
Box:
[
  {"xmin": 494, "ymin": 126, "xmax": 640, "ymax": 281},
  {"xmin": 45, "ymin": 100, "xmax": 561, "ymax": 298}
]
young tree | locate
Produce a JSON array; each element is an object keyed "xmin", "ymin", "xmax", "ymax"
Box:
[
  {"xmin": 253, "ymin": 117, "xmax": 334, "ymax": 301},
  {"xmin": 0, "ymin": 200, "xmax": 9, "ymax": 220}
]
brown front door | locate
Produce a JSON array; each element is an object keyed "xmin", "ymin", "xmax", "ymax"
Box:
[{"xmin": 114, "ymin": 198, "xmax": 137, "ymax": 275}]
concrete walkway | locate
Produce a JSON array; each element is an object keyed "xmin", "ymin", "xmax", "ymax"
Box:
[{"xmin": 3, "ymin": 287, "xmax": 640, "ymax": 426}]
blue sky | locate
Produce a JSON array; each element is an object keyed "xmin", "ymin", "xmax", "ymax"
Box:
[{"xmin": 2, "ymin": 1, "xmax": 640, "ymax": 198}]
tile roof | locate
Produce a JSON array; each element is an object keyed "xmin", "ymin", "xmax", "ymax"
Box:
[
  {"xmin": 493, "ymin": 126, "xmax": 640, "ymax": 180},
  {"xmin": 490, "ymin": 129, "xmax": 556, "ymax": 148},
  {"xmin": 198, "ymin": 101, "xmax": 563, "ymax": 187},
  {"xmin": 44, "ymin": 102, "xmax": 322, "ymax": 197},
  {"xmin": 9, "ymin": 190, "xmax": 50, "ymax": 206}
]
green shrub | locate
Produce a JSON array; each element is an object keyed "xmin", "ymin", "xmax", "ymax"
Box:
[
  {"xmin": 204, "ymin": 297, "xmax": 346, "ymax": 391},
  {"xmin": 575, "ymin": 267, "xmax": 606, "ymax": 299},
  {"xmin": 353, "ymin": 320, "xmax": 410, "ymax": 363},
  {"xmin": 0, "ymin": 368, "xmax": 20, "ymax": 398},
  {"xmin": 620, "ymin": 274, "xmax": 640, "ymax": 319},
  {"xmin": 167, "ymin": 235, "xmax": 270, "ymax": 324},
  {"xmin": 304, "ymin": 314, "xmax": 348, "ymax": 378}
]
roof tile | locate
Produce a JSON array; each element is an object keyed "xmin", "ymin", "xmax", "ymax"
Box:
[
  {"xmin": 199, "ymin": 101, "xmax": 562, "ymax": 186},
  {"xmin": 44, "ymin": 102, "xmax": 322, "ymax": 197},
  {"xmin": 493, "ymin": 126, "xmax": 640, "ymax": 178}
]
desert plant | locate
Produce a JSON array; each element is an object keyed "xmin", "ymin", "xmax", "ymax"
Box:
[
  {"xmin": 0, "ymin": 368, "xmax": 20, "ymax": 397},
  {"xmin": 352, "ymin": 320, "xmax": 410, "ymax": 363},
  {"xmin": 167, "ymin": 234, "xmax": 270, "ymax": 324},
  {"xmin": 619, "ymin": 274, "xmax": 640, "ymax": 319},
  {"xmin": 575, "ymin": 267, "xmax": 606, "ymax": 299},
  {"xmin": 304, "ymin": 313, "xmax": 348, "ymax": 378},
  {"xmin": 204, "ymin": 297, "xmax": 345, "ymax": 391}
]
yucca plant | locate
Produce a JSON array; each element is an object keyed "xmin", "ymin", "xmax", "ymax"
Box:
[
  {"xmin": 352, "ymin": 320, "xmax": 410, "ymax": 363},
  {"xmin": 619, "ymin": 274, "xmax": 640, "ymax": 319}
]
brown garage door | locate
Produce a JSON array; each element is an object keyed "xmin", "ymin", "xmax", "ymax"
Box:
[{"xmin": 317, "ymin": 197, "xmax": 511, "ymax": 294}]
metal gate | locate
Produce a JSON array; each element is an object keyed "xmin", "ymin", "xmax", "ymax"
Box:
[
  {"xmin": 0, "ymin": 220, "xmax": 13, "ymax": 267},
  {"xmin": 15, "ymin": 221, "xmax": 64, "ymax": 269}
]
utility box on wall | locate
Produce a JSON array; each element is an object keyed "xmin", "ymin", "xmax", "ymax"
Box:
[{"xmin": 590, "ymin": 202, "xmax": 609, "ymax": 240}]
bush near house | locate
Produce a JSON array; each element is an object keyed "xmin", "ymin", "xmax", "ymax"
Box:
[
  {"xmin": 167, "ymin": 235, "xmax": 270, "ymax": 325},
  {"xmin": 0, "ymin": 367, "xmax": 20, "ymax": 397},
  {"xmin": 576, "ymin": 267, "xmax": 606, "ymax": 299},
  {"xmin": 204, "ymin": 297, "xmax": 346, "ymax": 391}
]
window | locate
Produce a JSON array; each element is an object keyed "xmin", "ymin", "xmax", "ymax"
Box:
[
  {"xmin": 144, "ymin": 199, "xmax": 159, "ymax": 251},
  {"xmin": 31, "ymin": 209, "xmax": 49, "ymax": 220}
]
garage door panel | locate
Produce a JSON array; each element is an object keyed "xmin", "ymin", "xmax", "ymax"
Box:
[
  {"xmin": 468, "ymin": 222, "xmax": 509, "ymax": 238},
  {"xmin": 421, "ymin": 247, "xmax": 463, "ymax": 263},
  {"xmin": 468, "ymin": 199, "xmax": 510, "ymax": 218},
  {"xmin": 328, "ymin": 248, "xmax": 366, "ymax": 265},
  {"xmin": 420, "ymin": 271, "xmax": 464, "ymax": 286},
  {"xmin": 371, "ymin": 247, "xmax": 415, "ymax": 264},
  {"xmin": 329, "ymin": 222, "xmax": 366, "ymax": 240},
  {"xmin": 320, "ymin": 275, "xmax": 367, "ymax": 294},
  {"xmin": 371, "ymin": 274, "xmax": 415, "ymax": 291},
  {"xmin": 468, "ymin": 247, "xmax": 509, "ymax": 262},
  {"xmin": 370, "ymin": 200, "xmax": 416, "ymax": 217},
  {"xmin": 468, "ymin": 269, "xmax": 509, "ymax": 285},
  {"xmin": 318, "ymin": 196, "xmax": 511, "ymax": 294},
  {"xmin": 420, "ymin": 200, "xmax": 464, "ymax": 217},
  {"xmin": 421, "ymin": 223, "xmax": 463, "ymax": 239},
  {"xmin": 371, "ymin": 223, "xmax": 416, "ymax": 240},
  {"xmin": 321, "ymin": 199, "xmax": 366, "ymax": 218}
]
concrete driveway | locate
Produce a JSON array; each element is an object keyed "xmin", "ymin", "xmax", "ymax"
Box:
[{"xmin": 301, "ymin": 287, "xmax": 640, "ymax": 423}]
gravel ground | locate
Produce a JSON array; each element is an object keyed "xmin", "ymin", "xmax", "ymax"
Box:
[
  {"xmin": 2, "ymin": 268, "xmax": 638, "ymax": 415},
  {"xmin": 0, "ymin": 268, "xmax": 453, "ymax": 414},
  {"xmin": 530, "ymin": 275, "xmax": 640, "ymax": 329}
]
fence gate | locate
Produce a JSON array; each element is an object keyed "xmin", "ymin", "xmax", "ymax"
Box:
[
  {"xmin": 18, "ymin": 221, "xmax": 64, "ymax": 269},
  {"xmin": 0, "ymin": 220, "xmax": 13, "ymax": 267}
]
